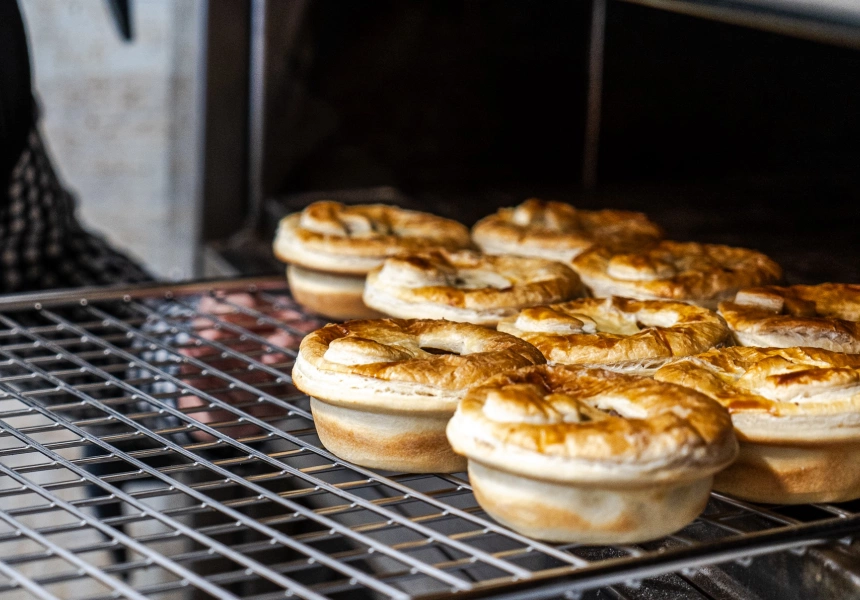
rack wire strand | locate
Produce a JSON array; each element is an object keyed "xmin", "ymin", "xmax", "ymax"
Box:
[{"xmin": 0, "ymin": 277, "xmax": 856, "ymax": 599}]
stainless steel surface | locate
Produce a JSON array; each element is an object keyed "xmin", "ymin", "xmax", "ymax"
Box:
[
  {"xmin": 247, "ymin": 0, "xmax": 309, "ymax": 236},
  {"xmin": 583, "ymin": 0, "xmax": 606, "ymax": 191},
  {"xmin": 0, "ymin": 276, "xmax": 858, "ymax": 599},
  {"xmin": 616, "ymin": 0, "xmax": 860, "ymax": 49},
  {"xmin": 248, "ymin": 0, "xmax": 269, "ymax": 234}
]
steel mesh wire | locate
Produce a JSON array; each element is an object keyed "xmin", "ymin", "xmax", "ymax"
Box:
[{"xmin": 0, "ymin": 277, "xmax": 856, "ymax": 600}]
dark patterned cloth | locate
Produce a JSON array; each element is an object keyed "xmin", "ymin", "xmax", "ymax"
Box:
[{"xmin": 1, "ymin": 128, "xmax": 152, "ymax": 292}]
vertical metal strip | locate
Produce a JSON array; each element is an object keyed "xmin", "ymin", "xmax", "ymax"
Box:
[
  {"xmin": 248, "ymin": 0, "xmax": 268, "ymax": 231},
  {"xmin": 583, "ymin": 0, "xmax": 607, "ymax": 190}
]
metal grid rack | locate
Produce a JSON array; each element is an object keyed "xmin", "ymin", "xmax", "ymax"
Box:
[{"xmin": 0, "ymin": 277, "xmax": 858, "ymax": 600}]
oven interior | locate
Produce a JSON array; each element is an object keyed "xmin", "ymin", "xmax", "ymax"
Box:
[
  {"xmin": 1, "ymin": 1, "xmax": 860, "ymax": 599},
  {"xmin": 200, "ymin": 0, "xmax": 860, "ymax": 286}
]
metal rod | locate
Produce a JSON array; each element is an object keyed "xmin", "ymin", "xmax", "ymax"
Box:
[
  {"xmin": 0, "ymin": 391, "xmax": 321, "ymax": 600},
  {"xmin": 0, "ymin": 321, "xmax": 416, "ymax": 599},
  {"xmin": 0, "ymin": 556, "xmax": 64, "ymax": 600},
  {"xmin": 247, "ymin": 0, "xmax": 267, "ymax": 232},
  {"xmin": 34, "ymin": 309, "xmax": 514, "ymax": 590},
  {"xmin": 0, "ymin": 279, "xmax": 858, "ymax": 599},
  {"xmin": 56, "ymin": 306, "xmax": 527, "ymax": 585},
  {"xmin": 0, "ymin": 458, "xmax": 155, "ymax": 600},
  {"xmin": 0, "ymin": 275, "xmax": 286, "ymax": 311},
  {"xmin": 83, "ymin": 300, "xmax": 584, "ymax": 572},
  {"xmin": 583, "ymin": 0, "xmax": 607, "ymax": 190}
]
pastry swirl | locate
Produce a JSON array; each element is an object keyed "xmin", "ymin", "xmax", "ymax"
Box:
[
  {"xmin": 572, "ymin": 241, "xmax": 782, "ymax": 309},
  {"xmin": 448, "ymin": 365, "xmax": 736, "ymax": 482},
  {"xmin": 363, "ymin": 249, "xmax": 583, "ymax": 325},
  {"xmin": 472, "ymin": 198, "xmax": 663, "ymax": 262},
  {"xmin": 655, "ymin": 347, "xmax": 860, "ymax": 503},
  {"xmin": 293, "ymin": 319, "xmax": 545, "ymax": 473},
  {"xmin": 274, "ymin": 201, "xmax": 471, "ymax": 274},
  {"xmin": 655, "ymin": 346, "xmax": 860, "ymax": 441},
  {"xmin": 718, "ymin": 283, "xmax": 860, "ymax": 352},
  {"xmin": 498, "ymin": 297, "xmax": 730, "ymax": 373},
  {"xmin": 446, "ymin": 365, "xmax": 737, "ymax": 542}
]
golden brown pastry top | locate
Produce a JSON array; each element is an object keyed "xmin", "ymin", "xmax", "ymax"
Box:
[
  {"xmin": 363, "ymin": 249, "xmax": 583, "ymax": 323},
  {"xmin": 718, "ymin": 284, "xmax": 860, "ymax": 352},
  {"xmin": 655, "ymin": 347, "xmax": 860, "ymax": 442},
  {"xmin": 293, "ymin": 319, "xmax": 545, "ymax": 412},
  {"xmin": 498, "ymin": 297, "xmax": 730, "ymax": 372},
  {"xmin": 572, "ymin": 241, "xmax": 782, "ymax": 309},
  {"xmin": 274, "ymin": 201, "xmax": 472, "ymax": 274},
  {"xmin": 446, "ymin": 364, "xmax": 737, "ymax": 484},
  {"xmin": 471, "ymin": 199, "xmax": 663, "ymax": 261}
]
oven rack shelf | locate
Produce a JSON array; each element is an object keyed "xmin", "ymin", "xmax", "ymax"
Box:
[{"xmin": 0, "ymin": 276, "xmax": 857, "ymax": 600}]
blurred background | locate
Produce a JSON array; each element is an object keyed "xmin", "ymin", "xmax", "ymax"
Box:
[
  {"xmin": 20, "ymin": 0, "xmax": 204, "ymax": 280},
  {"xmin": 17, "ymin": 0, "xmax": 860, "ymax": 284}
]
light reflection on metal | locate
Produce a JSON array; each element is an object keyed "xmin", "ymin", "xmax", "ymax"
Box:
[{"xmin": 583, "ymin": 0, "xmax": 608, "ymax": 191}]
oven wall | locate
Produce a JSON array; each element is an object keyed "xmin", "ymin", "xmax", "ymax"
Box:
[
  {"xmin": 201, "ymin": 0, "xmax": 860, "ymax": 283},
  {"xmin": 594, "ymin": 2, "xmax": 860, "ymax": 283}
]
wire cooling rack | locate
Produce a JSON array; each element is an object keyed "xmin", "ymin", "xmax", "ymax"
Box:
[{"xmin": 0, "ymin": 277, "xmax": 858, "ymax": 600}]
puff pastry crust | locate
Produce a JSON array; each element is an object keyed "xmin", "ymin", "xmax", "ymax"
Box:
[
  {"xmin": 472, "ymin": 199, "xmax": 663, "ymax": 261},
  {"xmin": 718, "ymin": 283, "xmax": 860, "ymax": 352},
  {"xmin": 655, "ymin": 347, "xmax": 860, "ymax": 503},
  {"xmin": 572, "ymin": 241, "xmax": 782, "ymax": 309},
  {"xmin": 498, "ymin": 297, "xmax": 730, "ymax": 373},
  {"xmin": 274, "ymin": 201, "xmax": 471, "ymax": 274},
  {"xmin": 293, "ymin": 319, "xmax": 545, "ymax": 472},
  {"xmin": 446, "ymin": 365, "xmax": 736, "ymax": 542},
  {"xmin": 286, "ymin": 265, "xmax": 384, "ymax": 320},
  {"xmin": 363, "ymin": 249, "xmax": 583, "ymax": 325}
]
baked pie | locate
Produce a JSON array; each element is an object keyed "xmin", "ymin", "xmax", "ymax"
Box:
[
  {"xmin": 718, "ymin": 283, "xmax": 860, "ymax": 352},
  {"xmin": 446, "ymin": 364, "xmax": 737, "ymax": 542},
  {"xmin": 472, "ymin": 198, "xmax": 663, "ymax": 261},
  {"xmin": 274, "ymin": 201, "xmax": 471, "ymax": 319},
  {"xmin": 363, "ymin": 249, "xmax": 583, "ymax": 326},
  {"xmin": 292, "ymin": 318, "xmax": 545, "ymax": 472},
  {"xmin": 655, "ymin": 346, "xmax": 860, "ymax": 504},
  {"xmin": 498, "ymin": 297, "xmax": 730, "ymax": 374},
  {"xmin": 572, "ymin": 241, "xmax": 782, "ymax": 309}
]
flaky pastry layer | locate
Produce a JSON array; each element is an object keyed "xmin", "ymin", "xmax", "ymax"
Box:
[
  {"xmin": 446, "ymin": 365, "xmax": 737, "ymax": 485},
  {"xmin": 498, "ymin": 297, "xmax": 730, "ymax": 373},
  {"xmin": 286, "ymin": 265, "xmax": 383, "ymax": 320},
  {"xmin": 654, "ymin": 346, "xmax": 860, "ymax": 443},
  {"xmin": 718, "ymin": 284, "xmax": 860, "ymax": 352},
  {"xmin": 363, "ymin": 249, "xmax": 583, "ymax": 325},
  {"xmin": 472, "ymin": 198, "xmax": 663, "ymax": 262},
  {"xmin": 273, "ymin": 201, "xmax": 471, "ymax": 274},
  {"xmin": 572, "ymin": 241, "xmax": 782, "ymax": 309},
  {"xmin": 293, "ymin": 319, "xmax": 545, "ymax": 413}
]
